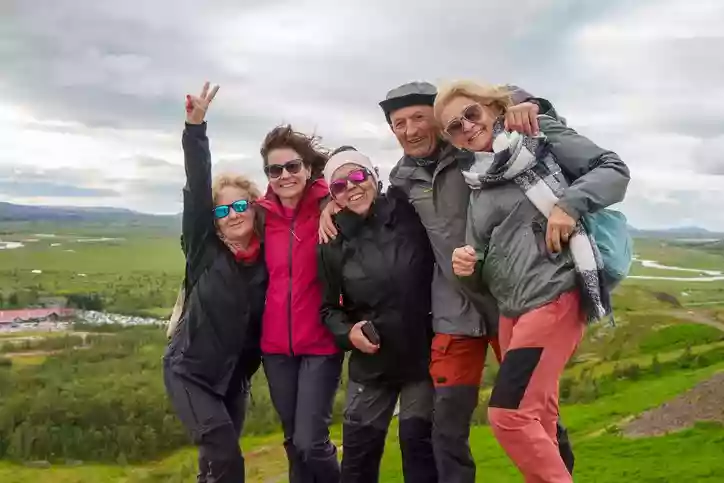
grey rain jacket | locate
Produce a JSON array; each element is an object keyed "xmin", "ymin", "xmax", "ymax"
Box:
[{"xmin": 464, "ymin": 115, "xmax": 630, "ymax": 318}]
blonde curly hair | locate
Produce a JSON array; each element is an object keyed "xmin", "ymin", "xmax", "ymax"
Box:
[
  {"xmin": 211, "ymin": 173, "xmax": 261, "ymax": 205},
  {"xmin": 434, "ymin": 81, "xmax": 513, "ymax": 126}
]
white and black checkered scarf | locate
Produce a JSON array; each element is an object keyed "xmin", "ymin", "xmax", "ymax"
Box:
[{"xmin": 463, "ymin": 118, "xmax": 610, "ymax": 323}]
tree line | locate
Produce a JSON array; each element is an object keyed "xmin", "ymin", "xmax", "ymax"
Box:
[
  {"xmin": 0, "ymin": 326, "xmax": 345, "ymax": 463},
  {"xmin": 3, "ymin": 324, "xmax": 722, "ymax": 464}
]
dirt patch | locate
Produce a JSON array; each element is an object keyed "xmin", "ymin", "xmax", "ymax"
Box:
[{"xmin": 623, "ymin": 372, "xmax": 724, "ymax": 437}]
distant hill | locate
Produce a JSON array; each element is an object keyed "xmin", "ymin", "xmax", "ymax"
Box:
[
  {"xmin": 1, "ymin": 201, "xmax": 722, "ymax": 240},
  {"xmin": 0, "ymin": 202, "xmax": 180, "ymax": 235},
  {"xmin": 629, "ymin": 225, "xmax": 724, "ymax": 240}
]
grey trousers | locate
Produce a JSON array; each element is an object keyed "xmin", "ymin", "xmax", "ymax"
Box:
[
  {"xmin": 263, "ymin": 354, "xmax": 343, "ymax": 483},
  {"xmin": 163, "ymin": 361, "xmax": 249, "ymax": 483},
  {"xmin": 342, "ymin": 378, "xmax": 437, "ymax": 483}
]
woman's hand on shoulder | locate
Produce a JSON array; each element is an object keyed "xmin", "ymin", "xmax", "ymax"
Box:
[
  {"xmin": 319, "ymin": 199, "xmax": 342, "ymax": 243},
  {"xmin": 186, "ymin": 81, "xmax": 219, "ymax": 125},
  {"xmin": 504, "ymin": 102, "xmax": 540, "ymax": 136},
  {"xmin": 452, "ymin": 245, "xmax": 477, "ymax": 277}
]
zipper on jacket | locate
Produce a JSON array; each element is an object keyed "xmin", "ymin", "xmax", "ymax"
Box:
[{"xmin": 287, "ymin": 216, "xmax": 298, "ymax": 356}]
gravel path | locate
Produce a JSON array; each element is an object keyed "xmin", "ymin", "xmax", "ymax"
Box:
[{"xmin": 623, "ymin": 371, "xmax": 724, "ymax": 437}]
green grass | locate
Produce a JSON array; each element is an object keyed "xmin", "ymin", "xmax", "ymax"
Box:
[
  {"xmin": 623, "ymin": 279, "xmax": 724, "ymax": 305},
  {"xmin": 562, "ymin": 363, "xmax": 724, "ymax": 434},
  {"xmin": 559, "ymin": 424, "xmax": 724, "ymax": 483},
  {"xmin": 633, "ymin": 238, "xmax": 724, "ymax": 272},
  {"xmin": 2, "ymin": 363, "xmax": 721, "ymax": 483},
  {"xmin": 639, "ymin": 323, "xmax": 724, "ymax": 354},
  {"xmin": 0, "ymin": 236, "xmax": 182, "ymax": 274},
  {"xmin": 0, "ymin": 331, "xmax": 71, "ymax": 340},
  {"xmin": 0, "ymin": 235, "xmax": 183, "ymax": 314},
  {"xmin": 2, "ymin": 235, "xmax": 724, "ymax": 480},
  {"xmin": 138, "ymin": 307, "xmax": 174, "ymax": 319},
  {"xmin": 568, "ymin": 341, "xmax": 724, "ymax": 380},
  {"xmin": 7, "ymin": 355, "xmax": 47, "ymax": 367},
  {"xmin": 467, "ymin": 423, "xmax": 724, "ymax": 482}
]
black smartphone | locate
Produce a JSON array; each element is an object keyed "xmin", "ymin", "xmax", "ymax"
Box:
[{"xmin": 361, "ymin": 321, "xmax": 381, "ymax": 345}]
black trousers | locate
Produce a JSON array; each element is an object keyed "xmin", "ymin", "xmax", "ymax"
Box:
[
  {"xmin": 341, "ymin": 378, "xmax": 437, "ymax": 483},
  {"xmin": 263, "ymin": 354, "xmax": 343, "ymax": 483},
  {"xmin": 163, "ymin": 361, "xmax": 249, "ymax": 483}
]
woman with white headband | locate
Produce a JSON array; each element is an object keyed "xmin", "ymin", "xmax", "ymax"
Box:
[{"xmin": 317, "ymin": 148, "xmax": 437, "ymax": 483}]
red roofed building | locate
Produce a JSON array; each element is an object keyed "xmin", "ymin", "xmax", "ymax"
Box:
[{"xmin": 0, "ymin": 308, "xmax": 75, "ymax": 324}]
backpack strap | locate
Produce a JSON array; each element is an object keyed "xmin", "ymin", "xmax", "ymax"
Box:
[{"xmin": 167, "ymin": 236, "xmax": 215, "ymax": 339}]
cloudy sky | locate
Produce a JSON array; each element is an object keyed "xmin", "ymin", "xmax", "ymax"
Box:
[{"xmin": 1, "ymin": 0, "xmax": 723, "ymax": 230}]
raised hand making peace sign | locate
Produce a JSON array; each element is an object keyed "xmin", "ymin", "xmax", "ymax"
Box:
[{"xmin": 185, "ymin": 81, "xmax": 220, "ymax": 125}]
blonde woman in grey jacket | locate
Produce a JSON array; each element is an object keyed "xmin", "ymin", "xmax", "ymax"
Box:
[{"xmin": 435, "ymin": 81, "xmax": 630, "ymax": 483}]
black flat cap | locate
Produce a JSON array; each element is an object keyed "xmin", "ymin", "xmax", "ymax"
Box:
[{"xmin": 379, "ymin": 81, "xmax": 437, "ymax": 124}]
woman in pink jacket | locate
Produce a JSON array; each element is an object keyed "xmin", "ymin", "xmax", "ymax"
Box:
[{"xmin": 256, "ymin": 125, "xmax": 342, "ymax": 483}]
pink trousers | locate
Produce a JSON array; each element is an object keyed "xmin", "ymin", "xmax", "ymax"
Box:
[{"xmin": 488, "ymin": 291, "xmax": 585, "ymax": 483}]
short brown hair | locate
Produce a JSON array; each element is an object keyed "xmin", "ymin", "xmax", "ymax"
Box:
[
  {"xmin": 260, "ymin": 125, "xmax": 329, "ymax": 179},
  {"xmin": 211, "ymin": 173, "xmax": 261, "ymax": 205},
  {"xmin": 434, "ymin": 81, "xmax": 513, "ymax": 125}
]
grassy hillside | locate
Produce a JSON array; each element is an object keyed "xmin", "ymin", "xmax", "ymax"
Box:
[
  {"xmin": 2, "ymin": 345, "xmax": 722, "ymax": 482},
  {"xmin": 1, "ymin": 228, "xmax": 724, "ymax": 481},
  {"xmin": 0, "ymin": 231, "xmax": 183, "ymax": 316}
]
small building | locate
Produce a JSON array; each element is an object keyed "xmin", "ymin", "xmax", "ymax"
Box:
[{"xmin": 0, "ymin": 308, "xmax": 76, "ymax": 325}]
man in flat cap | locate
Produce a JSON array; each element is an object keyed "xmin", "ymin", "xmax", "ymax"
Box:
[{"xmin": 379, "ymin": 82, "xmax": 574, "ymax": 483}]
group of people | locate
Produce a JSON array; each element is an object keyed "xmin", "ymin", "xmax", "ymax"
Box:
[{"xmin": 162, "ymin": 79, "xmax": 630, "ymax": 483}]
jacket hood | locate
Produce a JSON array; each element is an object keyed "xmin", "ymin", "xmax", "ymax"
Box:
[{"xmin": 257, "ymin": 178, "xmax": 329, "ymax": 216}]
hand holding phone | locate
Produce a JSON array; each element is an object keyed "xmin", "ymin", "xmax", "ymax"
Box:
[
  {"xmin": 349, "ymin": 321, "xmax": 380, "ymax": 354},
  {"xmin": 360, "ymin": 321, "xmax": 381, "ymax": 345}
]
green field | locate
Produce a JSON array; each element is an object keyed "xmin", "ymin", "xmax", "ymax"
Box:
[
  {"xmin": 2, "ymin": 227, "xmax": 724, "ymax": 481},
  {"xmin": 0, "ymin": 230, "xmax": 183, "ymax": 315},
  {"xmin": 1, "ymin": 353, "xmax": 722, "ymax": 482}
]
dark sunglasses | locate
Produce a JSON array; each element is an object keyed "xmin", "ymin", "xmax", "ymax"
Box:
[
  {"xmin": 264, "ymin": 159, "xmax": 304, "ymax": 179},
  {"xmin": 444, "ymin": 103, "xmax": 484, "ymax": 138},
  {"xmin": 329, "ymin": 168, "xmax": 371, "ymax": 197},
  {"xmin": 213, "ymin": 199, "xmax": 251, "ymax": 219}
]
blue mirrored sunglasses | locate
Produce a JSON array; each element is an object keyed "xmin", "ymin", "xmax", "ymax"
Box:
[{"xmin": 213, "ymin": 199, "xmax": 251, "ymax": 219}]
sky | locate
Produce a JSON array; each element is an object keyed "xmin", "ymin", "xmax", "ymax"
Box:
[{"xmin": 1, "ymin": 0, "xmax": 723, "ymax": 230}]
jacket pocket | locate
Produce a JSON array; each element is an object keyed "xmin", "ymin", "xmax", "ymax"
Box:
[
  {"xmin": 344, "ymin": 382, "xmax": 365, "ymax": 424},
  {"xmin": 183, "ymin": 323, "xmax": 226, "ymax": 383},
  {"xmin": 429, "ymin": 334, "xmax": 455, "ymax": 386}
]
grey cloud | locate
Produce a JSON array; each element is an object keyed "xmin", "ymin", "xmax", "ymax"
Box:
[
  {"xmin": 2, "ymin": 0, "xmax": 724, "ymax": 230},
  {"xmin": 134, "ymin": 155, "xmax": 176, "ymax": 169},
  {"xmin": 0, "ymin": 160, "xmax": 183, "ymax": 205},
  {"xmin": 621, "ymin": 187, "xmax": 724, "ymax": 230},
  {"xmin": 0, "ymin": 180, "xmax": 119, "ymax": 198},
  {"xmin": 693, "ymin": 137, "xmax": 724, "ymax": 175},
  {"xmin": 0, "ymin": 165, "xmax": 106, "ymax": 187},
  {"xmin": 122, "ymin": 179, "xmax": 183, "ymax": 200}
]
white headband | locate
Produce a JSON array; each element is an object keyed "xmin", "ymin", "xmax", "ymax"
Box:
[{"xmin": 323, "ymin": 151, "xmax": 379, "ymax": 187}]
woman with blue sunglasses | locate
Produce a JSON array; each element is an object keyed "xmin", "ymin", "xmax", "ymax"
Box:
[{"xmin": 163, "ymin": 82, "xmax": 268, "ymax": 483}]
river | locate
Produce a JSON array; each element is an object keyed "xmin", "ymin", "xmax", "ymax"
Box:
[{"xmin": 629, "ymin": 258, "xmax": 724, "ymax": 282}]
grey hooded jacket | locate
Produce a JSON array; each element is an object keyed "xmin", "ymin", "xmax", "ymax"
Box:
[{"xmin": 464, "ymin": 115, "xmax": 630, "ymax": 318}]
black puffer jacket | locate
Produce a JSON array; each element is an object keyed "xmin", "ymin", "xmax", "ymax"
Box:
[
  {"xmin": 164, "ymin": 123, "xmax": 268, "ymax": 396},
  {"xmin": 318, "ymin": 187, "xmax": 434, "ymax": 385}
]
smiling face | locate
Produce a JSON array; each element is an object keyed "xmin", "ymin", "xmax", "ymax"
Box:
[
  {"xmin": 331, "ymin": 163, "xmax": 377, "ymax": 216},
  {"xmin": 266, "ymin": 147, "xmax": 311, "ymax": 206},
  {"xmin": 215, "ymin": 186, "xmax": 256, "ymax": 243},
  {"xmin": 439, "ymin": 96, "xmax": 499, "ymax": 152},
  {"xmin": 389, "ymin": 105, "xmax": 439, "ymax": 158}
]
